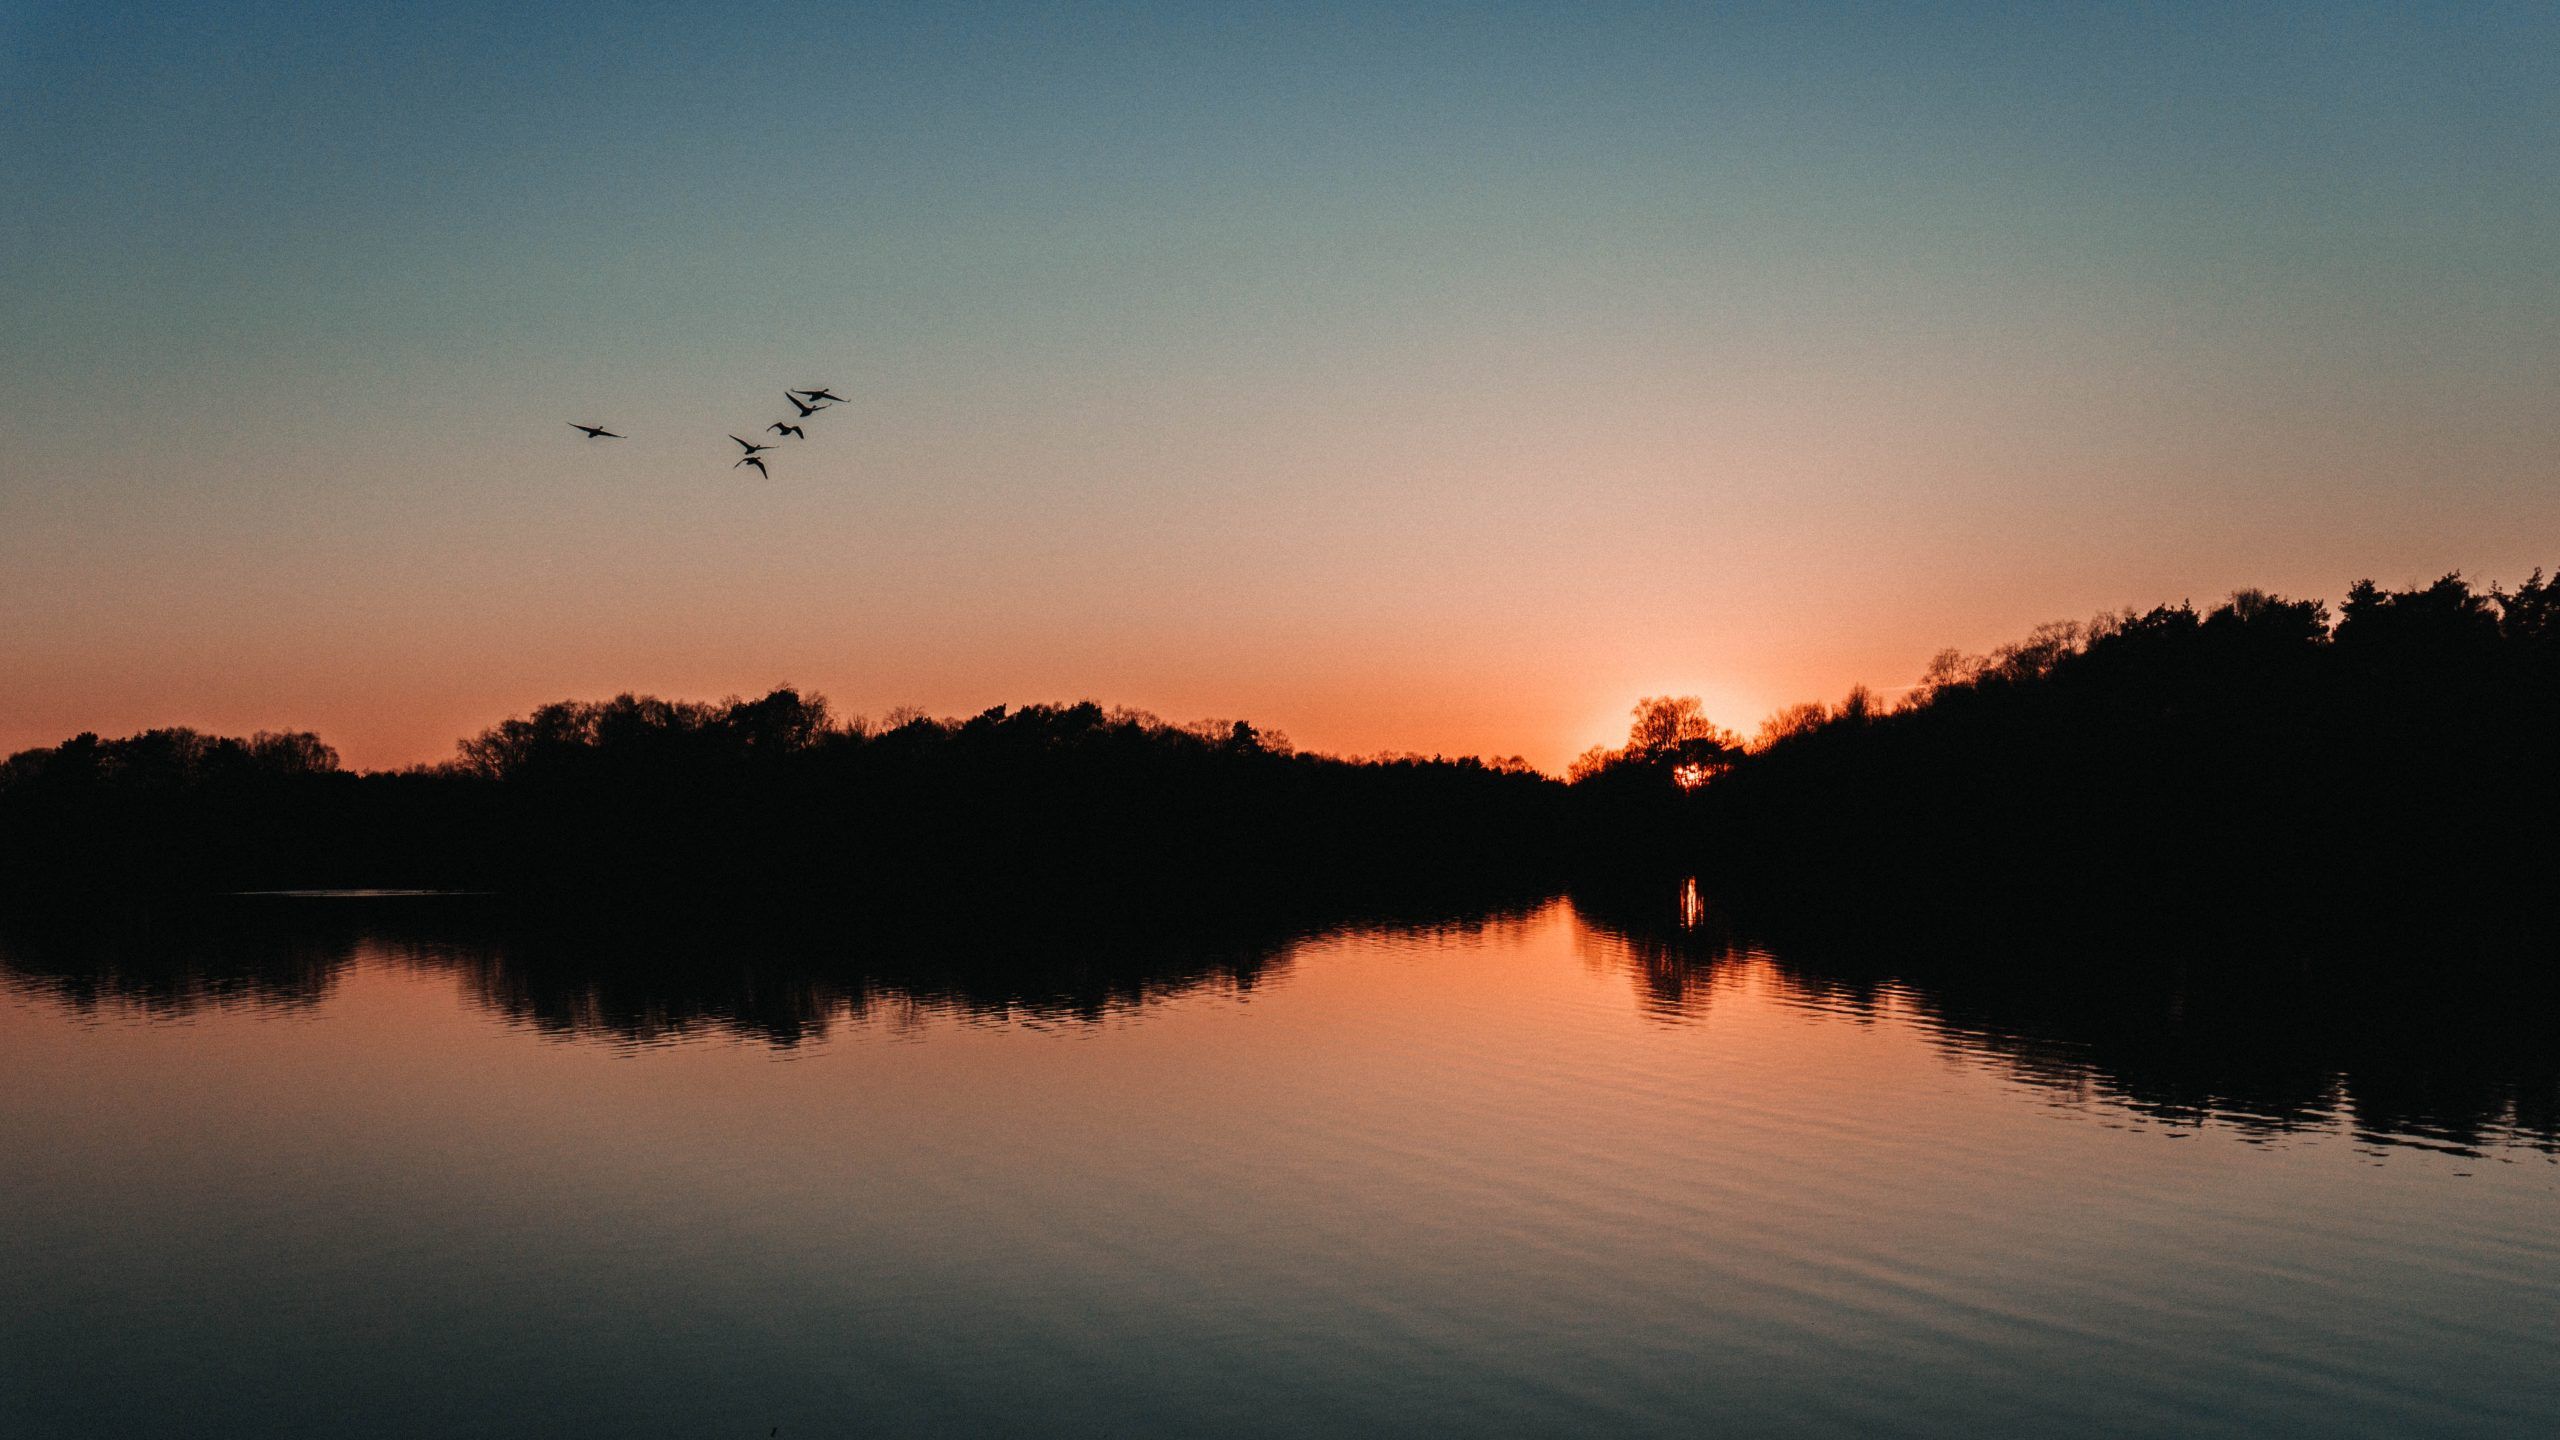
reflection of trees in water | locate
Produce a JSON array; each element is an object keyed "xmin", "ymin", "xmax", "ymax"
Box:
[
  {"xmin": 406, "ymin": 922, "xmax": 1310, "ymax": 1048},
  {"xmin": 13, "ymin": 888, "xmax": 2544, "ymax": 1154},
  {"xmin": 1574, "ymin": 881, "xmax": 1901, "ymax": 1029},
  {"xmin": 0, "ymin": 907, "xmax": 356, "ymax": 1015},
  {"xmin": 414, "ymin": 898, "xmax": 1551, "ymax": 1045},
  {"xmin": 1571, "ymin": 883, "xmax": 2560, "ymax": 1155},
  {"xmin": 0, "ymin": 895, "xmax": 1549, "ymax": 1049}
]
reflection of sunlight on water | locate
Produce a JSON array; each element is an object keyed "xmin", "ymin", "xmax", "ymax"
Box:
[{"xmin": 1679, "ymin": 877, "xmax": 1704, "ymax": 930}]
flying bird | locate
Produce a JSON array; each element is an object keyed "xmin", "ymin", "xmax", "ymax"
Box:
[
  {"xmin": 567, "ymin": 423, "xmax": 623, "ymax": 439},
  {"xmin": 736, "ymin": 455, "xmax": 770, "ymax": 478},
  {"xmin": 730, "ymin": 434, "xmax": 773, "ymax": 456},
  {"xmin": 768, "ymin": 424, "xmax": 806, "ymax": 439},
  {"xmin": 794, "ymin": 388, "xmax": 845, "ymax": 405},
  {"xmin": 784, "ymin": 391, "xmax": 829, "ymax": 418}
]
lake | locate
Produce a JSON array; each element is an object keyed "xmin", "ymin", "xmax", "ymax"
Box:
[{"xmin": 2, "ymin": 891, "xmax": 2553, "ymax": 1438}]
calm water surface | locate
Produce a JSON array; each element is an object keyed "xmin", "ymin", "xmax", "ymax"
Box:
[{"xmin": 2, "ymin": 897, "xmax": 2553, "ymax": 1438}]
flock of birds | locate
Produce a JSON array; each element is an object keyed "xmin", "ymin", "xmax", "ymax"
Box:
[{"xmin": 567, "ymin": 386, "xmax": 847, "ymax": 477}]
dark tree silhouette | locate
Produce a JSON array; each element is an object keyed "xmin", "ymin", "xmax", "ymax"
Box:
[
  {"xmin": 1567, "ymin": 570, "xmax": 2560, "ymax": 932},
  {"xmin": 6, "ymin": 568, "xmax": 2556, "ymax": 935},
  {"xmin": 0, "ymin": 692, "xmax": 1564, "ymax": 907}
]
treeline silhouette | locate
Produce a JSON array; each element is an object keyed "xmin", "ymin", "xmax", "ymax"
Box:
[
  {"xmin": 6, "ymin": 569, "xmax": 2557, "ymax": 926},
  {"xmin": 1571, "ymin": 570, "xmax": 2560, "ymax": 930},
  {"xmin": 0, "ymin": 696, "xmax": 1563, "ymax": 906}
]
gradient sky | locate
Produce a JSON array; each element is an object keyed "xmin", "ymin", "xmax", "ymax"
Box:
[{"xmin": 4, "ymin": 2, "xmax": 2555, "ymax": 771}]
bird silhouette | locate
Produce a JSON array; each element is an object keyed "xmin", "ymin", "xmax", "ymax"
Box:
[
  {"xmin": 567, "ymin": 423, "xmax": 623, "ymax": 439},
  {"xmin": 736, "ymin": 455, "xmax": 770, "ymax": 477},
  {"xmin": 768, "ymin": 424, "xmax": 806, "ymax": 439},
  {"xmin": 794, "ymin": 388, "xmax": 845, "ymax": 405},
  {"xmin": 730, "ymin": 434, "xmax": 773, "ymax": 456},
  {"xmin": 784, "ymin": 391, "xmax": 829, "ymax": 418}
]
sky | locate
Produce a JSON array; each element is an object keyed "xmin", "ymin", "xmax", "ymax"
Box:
[{"xmin": 3, "ymin": 1, "xmax": 2555, "ymax": 772}]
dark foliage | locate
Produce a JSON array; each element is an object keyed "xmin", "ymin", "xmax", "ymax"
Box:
[
  {"xmin": 7, "ymin": 569, "xmax": 2555, "ymax": 928},
  {"xmin": 1572, "ymin": 571, "xmax": 2560, "ymax": 926},
  {"xmin": 0, "ymin": 695, "xmax": 1565, "ymax": 905}
]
